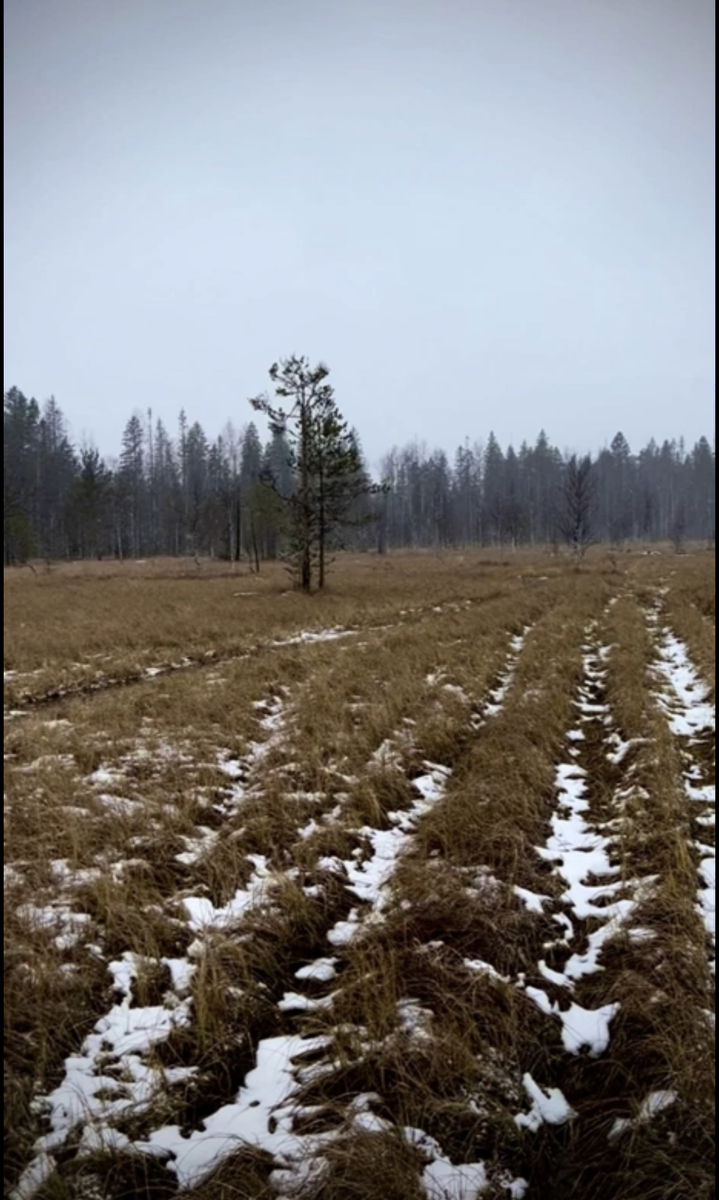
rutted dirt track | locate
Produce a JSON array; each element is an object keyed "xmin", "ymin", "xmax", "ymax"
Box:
[
  {"xmin": 3, "ymin": 594, "xmax": 496, "ymax": 714},
  {"xmin": 4, "ymin": 557, "xmax": 715, "ymax": 1200}
]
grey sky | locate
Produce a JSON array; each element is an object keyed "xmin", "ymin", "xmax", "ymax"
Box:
[{"xmin": 4, "ymin": 0, "xmax": 715, "ymax": 471}]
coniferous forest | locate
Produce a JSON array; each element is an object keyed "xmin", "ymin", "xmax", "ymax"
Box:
[{"xmin": 4, "ymin": 381, "xmax": 715, "ymax": 567}]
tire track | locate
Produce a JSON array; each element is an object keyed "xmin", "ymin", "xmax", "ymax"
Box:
[
  {"xmin": 522, "ymin": 628, "xmax": 643, "ymax": 1058},
  {"xmin": 650, "ymin": 612, "xmax": 716, "ymax": 970},
  {"xmin": 3, "ymin": 591, "xmax": 507, "ymax": 715},
  {"xmin": 517, "ymin": 605, "xmax": 715, "ymax": 1198}
]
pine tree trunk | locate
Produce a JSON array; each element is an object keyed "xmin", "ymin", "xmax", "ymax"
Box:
[
  {"xmin": 235, "ymin": 498, "xmax": 241, "ymax": 561},
  {"xmin": 299, "ymin": 396, "xmax": 312, "ymax": 592},
  {"xmin": 318, "ymin": 461, "xmax": 326, "ymax": 588}
]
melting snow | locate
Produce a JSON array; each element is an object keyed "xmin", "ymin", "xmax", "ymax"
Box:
[
  {"xmin": 161, "ymin": 957, "xmax": 196, "ymax": 994},
  {"xmin": 652, "ymin": 621, "xmax": 716, "ymax": 956},
  {"xmin": 133, "ymin": 1033, "xmax": 333, "ymax": 1189},
  {"xmin": 327, "ymin": 763, "xmax": 451, "ymax": 941},
  {"xmin": 16, "ymin": 903, "xmax": 92, "ymax": 951},
  {"xmin": 97, "ymin": 794, "xmax": 145, "ymax": 817},
  {"xmin": 608, "ymin": 1089, "xmax": 677, "ymax": 1141},
  {"xmin": 327, "ymin": 910, "xmax": 364, "ymax": 947},
  {"xmin": 514, "ymin": 885, "xmax": 551, "ymax": 913},
  {"xmin": 653, "ymin": 631, "xmax": 714, "ymax": 736},
  {"xmin": 464, "ymin": 958, "xmax": 508, "ymax": 982},
  {"xmin": 175, "ymin": 827, "xmax": 218, "ymax": 865},
  {"xmin": 558, "ymin": 1000, "xmax": 620, "ymax": 1055},
  {"xmin": 272, "ymin": 627, "xmax": 356, "ymax": 647},
  {"xmin": 484, "ymin": 629, "xmax": 530, "ymax": 717},
  {"xmin": 278, "ymin": 991, "xmax": 335, "ymax": 1013},
  {"xmin": 423, "ymin": 1158, "xmax": 488, "ymax": 1199},
  {"xmin": 515, "ymin": 1073, "xmax": 577, "ymax": 1131},
  {"xmin": 295, "ymin": 957, "xmax": 338, "ymax": 983},
  {"xmin": 525, "ymin": 988, "xmax": 619, "ymax": 1055},
  {"xmin": 182, "ymin": 854, "xmax": 272, "ymax": 931},
  {"xmin": 8, "ymin": 1153, "xmax": 55, "ymax": 1200},
  {"xmin": 17, "ymin": 952, "xmax": 194, "ymax": 1195},
  {"xmin": 528, "ymin": 638, "xmax": 640, "ymax": 1056}
]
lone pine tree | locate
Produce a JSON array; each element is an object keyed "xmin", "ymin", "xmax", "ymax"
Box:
[{"xmin": 250, "ymin": 356, "xmax": 381, "ymax": 591}]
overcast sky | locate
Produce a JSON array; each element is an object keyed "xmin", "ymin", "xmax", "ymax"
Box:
[{"xmin": 4, "ymin": 0, "xmax": 715, "ymax": 471}]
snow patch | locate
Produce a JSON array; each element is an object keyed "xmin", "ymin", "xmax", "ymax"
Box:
[
  {"xmin": 295, "ymin": 957, "xmax": 338, "ymax": 983},
  {"xmin": 515, "ymin": 1073, "xmax": 577, "ymax": 1132},
  {"xmin": 423, "ymin": 1158, "xmax": 488, "ymax": 1200},
  {"xmin": 609, "ymin": 1090, "xmax": 677, "ymax": 1141},
  {"xmin": 327, "ymin": 763, "xmax": 451, "ymax": 942},
  {"xmin": 18, "ymin": 952, "xmax": 194, "ymax": 1195},
  {"xmin": 133, "ymin": 1033, "xmax": 333, "ymax": 1190},
  {"xmin": 183, "ymin": 854, "xmax": 272, "ymax": 931}
]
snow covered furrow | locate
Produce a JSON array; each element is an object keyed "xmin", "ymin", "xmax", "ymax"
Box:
[
  {"xmin": 484, "ymin": 627, "xmax": 531, "ymax": 718},
  {"xmin": 325, "ymin": 761, "xmax": 452, "ymax": 947},
  {"xmin": 264, "ymin": 626, "xmax": 538, "ymax": 1196},
  {"xmin": 523, "ymin": 634, "xmax": 639, "ymax": 1057},
  {"xmin": 138, "ymin": 626, "xmax": 533, "ymax": 1195},
  {"xmin": 325, "ymin": 625, "xmax": 534, "ymax": 947},
  {"xmin": 651, "ymin": 617, "xmax": 716, "ymax": 964},
  {"xmin": 128, "ymin": 777, "xmax": 460, "ymax": 1188},
  {"xmin": 9, "ymin": 954, "xmax": 195, "ymax": 1200},
  {"xmin": 515, "ymin": 609, "xmax": 716, "ymax": 1182},
  {"xmin": 13, "ymin": 625, "xmax": 535, "ymax": 1198},
  {"xmin": 11, "ymin": 689, "xmax": 311, "ymax": 1198}
]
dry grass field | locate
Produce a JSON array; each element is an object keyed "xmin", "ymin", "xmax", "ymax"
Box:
[{"xmin": 4, "ymin": 548, "xmax": 715, "ymax": 1200}]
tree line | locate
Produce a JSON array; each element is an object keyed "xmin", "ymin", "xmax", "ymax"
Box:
[{"xmin": 4, "ymin": 361, "xmax": 715, "ymax": 581}]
